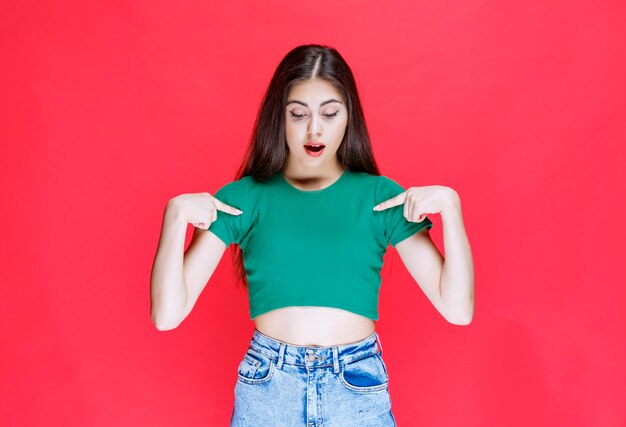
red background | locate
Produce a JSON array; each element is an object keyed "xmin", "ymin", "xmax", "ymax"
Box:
[{"xmin": 1, "ymin": 1, "xmax": 625, "ymax": 426}]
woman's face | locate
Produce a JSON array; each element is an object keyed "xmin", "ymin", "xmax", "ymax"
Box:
[{"xmin": 284, "ymin": 78, "xmax": 348, "ymax": 174}]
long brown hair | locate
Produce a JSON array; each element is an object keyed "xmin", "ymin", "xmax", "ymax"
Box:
[{"xmin": 230, "ymin": 44, "xmax": 381, "ymax": 289}]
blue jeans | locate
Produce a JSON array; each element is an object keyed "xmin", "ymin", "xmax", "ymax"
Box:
[{"xmin": 230, "ymin": 328, "xmax": 397, "ymax": 426}]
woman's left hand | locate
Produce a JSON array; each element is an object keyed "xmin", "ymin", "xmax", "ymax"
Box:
[{"xmin": 373, "ymin": 185, "xmax": 460, "ymax": 222}]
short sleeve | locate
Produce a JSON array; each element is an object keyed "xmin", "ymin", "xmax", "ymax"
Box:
[
  {"xmin": 374, "ymin": 176, "xmax": 433, "ymax": 247},
  {"xmin": 206, "ymin": 179, "xmax": 249, "ymax": 246}
]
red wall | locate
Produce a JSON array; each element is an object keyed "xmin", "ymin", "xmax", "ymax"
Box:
[{"xmin": 1, "ymin": 1, "xmax": 625, "ymax": 426}]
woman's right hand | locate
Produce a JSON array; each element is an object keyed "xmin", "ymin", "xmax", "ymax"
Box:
[{"xmin": 166, "ymin": 192, "xmax": 243, "ymax": 229}]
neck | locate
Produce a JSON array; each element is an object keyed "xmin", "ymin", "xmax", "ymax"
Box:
[
  {"xmin": 281, "ymin": 160, "xmax": 345, "ymax": 181},
  {"xmin": 280, "ymin": 161, "xmax": 346, "ymax": 191}
]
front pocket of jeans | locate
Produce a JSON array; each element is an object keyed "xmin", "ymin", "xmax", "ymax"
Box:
[
  {"xmin": 339, "ymin": 353, "xmax": 389, "ymax": 393},
  {"xmin": 237, "ymin": 348, "xmax": 275, "ymax": 385}
]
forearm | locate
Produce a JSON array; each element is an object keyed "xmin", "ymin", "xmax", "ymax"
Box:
[
  {"xmin": 439, "ymin": 193, "xmax": 475, "ymax": 324},
  {"xmin": 150, "ymin": 203, "xmax": 189, "ymax": 330}
]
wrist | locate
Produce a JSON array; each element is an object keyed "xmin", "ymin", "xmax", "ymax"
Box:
[
  {"xmin": 440, "ymin": 188, "xmax": 461, "ymax": 217},
  {"xmin": 164, "ymin": 199, "xmax": 188, "ymax": 225}
]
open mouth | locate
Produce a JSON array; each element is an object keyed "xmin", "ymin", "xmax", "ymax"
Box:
[{"xmin": 304, "ymin": 143, "xmax": 326, "ymax": 157}]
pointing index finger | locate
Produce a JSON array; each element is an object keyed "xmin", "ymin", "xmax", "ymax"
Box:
[
  {"xmin": 373, "ymin": 192, "xmax": 406, "ymax": 211},
  {"xmin": 213, "ymin": 198, "xmax": 243, "ymax": 215}
]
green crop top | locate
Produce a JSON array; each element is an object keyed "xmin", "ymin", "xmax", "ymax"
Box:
[{"xmin": 206, "ymin": 169, "xmax": 433, "ymax": 320}]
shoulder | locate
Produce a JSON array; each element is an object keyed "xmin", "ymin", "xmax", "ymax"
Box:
[
  {"xmin": 212, "ymin": 175, "xmax": 263, "ymax": 206},
  {"xmin": 214, "ymin": 175, "xmax": 260, "ymax": 193},
  {"xmin": 375, "ymin": 174, "xmax": 403, "ymax": 187},
  {"xmin": 351, "ymin": 172, "xmax": 405, "ymax": 195}
]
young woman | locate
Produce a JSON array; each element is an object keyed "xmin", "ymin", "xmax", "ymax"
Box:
[{"xmin": 150, "ymin": 44, "xmax": 474, "ymax": 426}]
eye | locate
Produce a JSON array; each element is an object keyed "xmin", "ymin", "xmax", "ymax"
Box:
[
  {"xmin": 323, "ymin": 111, "xmax": 340, "ymax": 118},
  {"xmin": 289, "ymin": 111, "xmax": 306, "ymax": 119}
]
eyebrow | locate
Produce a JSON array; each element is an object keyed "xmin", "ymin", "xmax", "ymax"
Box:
[{"xmin": 286, "ymin": 98, "xmax": 343, "ymax": 108}]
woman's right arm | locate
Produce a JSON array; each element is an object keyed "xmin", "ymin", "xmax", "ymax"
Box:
[{"xmin": 150, "ymin": 194, "xmax": 241, "ymax": 330}]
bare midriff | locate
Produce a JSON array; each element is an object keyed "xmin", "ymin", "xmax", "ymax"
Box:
[{"xmin": 253, "ymin": 306, "xmax": 376, "ymax": 347}]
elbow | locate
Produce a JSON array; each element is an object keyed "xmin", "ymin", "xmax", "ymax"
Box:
[
  {"xmin": 442, "ymin": 290, "xmax": 474, "ymax": 326},
  {"xmin": 151, "ymin": 310, "xmax": 183, "ymax": 331},
  {"xmin": 445, "ymin": 303, "xmax": 474, "ymax": 326},
  {"xmin": 448, "ymin": 314, "xmax": 473, "ymax": 326},
  {"xmin": 153, "ymin": 320, "xmax": 180, "ymax": 331},
  {"xmin": 150, "ymin": 292, "xmax": 188, "ymax": 331},
  {"xmin": 447, "ymin": 308, "xmax": 474, "ymax": 326}
]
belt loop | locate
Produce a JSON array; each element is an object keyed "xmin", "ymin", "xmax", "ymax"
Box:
[
  {"xmin": 332, "ymin": 347, "xmax": 340, "ymax": 374},
  {"xmin": 276, "ymin": 343, "xmax": 286, "ymax": 370},
  {"xmin": 375, "ymin": 332, "xmax": 384, "ymax": 355}
]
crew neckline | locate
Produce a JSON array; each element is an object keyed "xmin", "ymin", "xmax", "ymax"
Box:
[{"xmin": 278, "ymin": 169, "xmax": 348, "ymax": 193}]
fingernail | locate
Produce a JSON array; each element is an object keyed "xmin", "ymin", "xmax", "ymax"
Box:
[
  {"xmin": 237, "ymin": 210, "xmax": 243, "ymax": 215},
  {"xmin": 373, "ymin": 206, "xmax": 379, "ymax": 211}
]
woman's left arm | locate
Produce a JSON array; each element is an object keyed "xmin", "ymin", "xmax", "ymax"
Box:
[{"xmin": 373, "ymin": 186, "xmax": 475, "ymax": 325}]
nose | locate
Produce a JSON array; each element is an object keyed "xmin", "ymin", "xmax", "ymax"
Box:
[{"xmin": 307, "ymin": 117, "xmax": 323, "ymax": 138}]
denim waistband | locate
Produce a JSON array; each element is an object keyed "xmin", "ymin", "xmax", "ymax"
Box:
[{"xmin": 247, "ymin": 328, "xmax": 384, "ymax": 374}]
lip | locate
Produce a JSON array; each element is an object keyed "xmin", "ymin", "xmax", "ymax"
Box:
[{"xmin": 304, "ymin": 142, "xmax": 326, "ymax": 157}]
